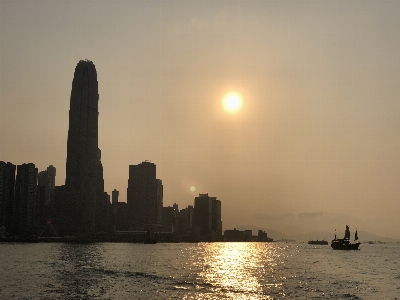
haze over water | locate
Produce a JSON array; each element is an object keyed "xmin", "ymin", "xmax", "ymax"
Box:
[{"xmin": 1, "ymin": 242, "xmax": 399, "ymax": 299}]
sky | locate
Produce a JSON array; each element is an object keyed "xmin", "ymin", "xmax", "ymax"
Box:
[{"xmin": 1, "ymin": 0, "xmax": 400, "ymax": 239}]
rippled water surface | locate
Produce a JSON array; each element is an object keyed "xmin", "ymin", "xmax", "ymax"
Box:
[{"xmin": 0, "ymin": 242, "xmax": 399, "ymax": 299}]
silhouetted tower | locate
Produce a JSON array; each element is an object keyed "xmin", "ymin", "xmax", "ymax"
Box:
[
  {"xmin": 194, "ymin": 193, "xmax": 222, "ymax": 238},
  {"xmin": 46, "ymin": 165, "xmax": 56, "ymax": 191},
  {"xmin": 65, "ymin": 60, "xmax": 99, "ymax": 236},
  {"xmin": 38, "ymin": 170, "xmax": 51, "ymax": 205},
  {"xmin": 95, "ymin": 148, "xmax": 106, "ymax": 232},
  {"xmin": 14, "ymin": 163, "xmax": 38, "ymax": 235},
  {"xmin": 194, "ymin": 193, "xmax": 212, "ymax": 237},
  {"xmin": 127, "ymin": 161, "xmax": 163, "ymax": 228},
  {"xmin": 0, "ymin": 161, "xmax": 16, "ymax": 233},
  {"xmin": 112, "ymin": 189, "xmax": 119, "ymax": 204}
]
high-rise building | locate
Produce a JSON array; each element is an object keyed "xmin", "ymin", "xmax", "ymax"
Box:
[
  {"xmin": 52, "ymin": 185, "xmax": 66, "ymax": 234},
  {"xmin": 156, "ymin": 179, "xmax": 163, "ymax": 224},
  {"xmin": 95, "ymin": 148, "xmax": 106, "ymax": 232},
  {"xmin": 177, "ymin": 205, "xmax": 194, "ymax": 236},
  {"xmin": 212, "ymin": 198, "xmax": 222, "ymax": 236},
  {"xmin": 38, "ymin": 170, "xmax": 51, "ymax": 205},
  {"xmin": 14, "ymin": 163, "xmax": 38, "ymax": 235},
  {"xmin": 65, "ymin": 60, "xmax": 99, "ymax": 236},
  {"xmin": 161, "ymin": 203, "xmax": 178, "ymax": 232},
  {"xmin": 112, "ymin": 189, "xmax": 119, "ymax": 204},
  {"xmin": 46, "ymin": 165, "xmax": 56, "ymax": 191},
  {"xmin": 37, "ymin": 165, "xmax": 57, "ymax": 225},
  {"xmin": 194, "ymin": 193, "xmax": 222, "ymax": 239},
  {"xmin": 194, "ymin": 193, "xmax": 212, "ymax": 237},
  {"xmin": 127, "ymin": 161, "xmax": 163, "ymax": 229},
  {"xmin": 0, "ymin": 161, "xmax": 16, "ymax": 233}
]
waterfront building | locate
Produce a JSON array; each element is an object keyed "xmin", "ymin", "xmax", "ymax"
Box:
[
  {"xmin": 223, "ymin": 228, "xmax": 273, "ymax": 242},
  {"xmin": 224, "ymin": 228, "xmax": 252, "ymax": 242},
  {"xmin": 51, "ymin": 185, "xmax": 66, "ymax": 234},
  {"xmin": 127, "ymin": 161, "xmax": 163, "ymax": 229},
  {"xmin": 193, "ymin": 193, "xmax": 222, "ymax": 239},
  {"xmin": 38, "ymin": 170, "xmax": 52, "ymax": 206},
  {"xmin": 0, "ymin": 161, "xmax": 16, "ymax": 233},
  {"xmin": 103, "ymin": 191, "xmax": 112, "ymax": 232},
  {"xmin": 161, "ymin": 203, "xmax": 178, "ymax": 232},
  {"xmin": 212, "ymin": 198, "xmax": 222, "ymax": 236},
  {"xmin": 95, "ymin": 149, "xmax": 106, "ymax": 232},
  {"xmin": 64, "ymin": 60, "xmax": 100, "ymax": 236},
  {"xmin": 46, "ymin": 165, "xmax": 56, "ymax": 191},
  {"xmin": 112, "ymin": 189, "xmax": 119, "ymax": 204},
  {"xmin": 177, "ymin": 205, "xmax": 194, "ymax": 237},
  {"xmin": 112, "ymin": 201, "xmax": 128, "ymax": 231},
  {"xmin": 14, "ymin": 163, "xmax": 38, "ymax": 235},
  {"xmin": 258, "ymin": 230, "xmax": 273, "ymax": 242}
]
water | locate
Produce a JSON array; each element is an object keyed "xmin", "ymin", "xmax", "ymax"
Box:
[{"xmin": 0, "ymin": 242, "xmax": 399, "ymax": 299}]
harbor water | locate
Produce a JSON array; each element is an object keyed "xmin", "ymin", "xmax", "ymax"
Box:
[{"xmin": 0, "ymin": 242, "xmax": 399, "ymax": 299}]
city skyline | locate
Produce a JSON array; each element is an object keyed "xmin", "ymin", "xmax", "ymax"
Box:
[{"xmin": 2, "ymin": 1, "xmax": 400, "ymax": 239}]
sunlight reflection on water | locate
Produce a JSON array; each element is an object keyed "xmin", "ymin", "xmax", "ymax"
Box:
[{"xmin": 194, "ymin": 242, "xmax": 289, "ymax": 299}]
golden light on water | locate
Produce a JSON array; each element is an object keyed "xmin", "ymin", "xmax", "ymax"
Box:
[
  {"xmin": 196, "ymin": 243, "xmax": 284, "ymax": 298},
  {"xmin": 223, "ymin": 92, "xmax": 242, "ymax": 113}
]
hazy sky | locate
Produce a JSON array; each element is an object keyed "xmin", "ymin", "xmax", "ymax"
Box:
[{"xmin": 1, "ymin": 0, "xmax": 400, "ymax": 239}]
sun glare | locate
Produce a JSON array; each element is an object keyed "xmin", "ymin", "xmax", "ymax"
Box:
[{"xmin": 223, "ymin": 93, "xmax": 242, "ymax": 113}]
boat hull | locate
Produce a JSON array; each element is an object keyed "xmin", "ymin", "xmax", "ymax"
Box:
[{"xmin": 331, "ymin": 239, "xmax": 360, "ymax": 250}]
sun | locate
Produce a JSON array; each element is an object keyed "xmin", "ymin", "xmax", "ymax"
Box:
[{"xmin": 223, "ymin": 92, "xmax": 242, "ymax": 113}]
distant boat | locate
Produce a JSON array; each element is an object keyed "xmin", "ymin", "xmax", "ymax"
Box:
[
  {"xmin": 368, "ymin": 241, "xmax": 374, "ymax": 244},
  {"xmin": 331, "ymin": 225, "xmax": 360, "ymax": 250},
  {"xmin": 308, "ymin": 239, "xmax": 328, "ymax": 245}
]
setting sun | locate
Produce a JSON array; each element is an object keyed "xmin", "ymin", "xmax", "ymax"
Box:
[{"xmin": 223, "ymin": 92, "xmax": 242, "ymax": 113}]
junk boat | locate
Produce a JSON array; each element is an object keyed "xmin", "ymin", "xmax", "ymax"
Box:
[
  {"xmin": 331, "ymin": 225, "xmax": 360, "ymax": 250},
  {"xmin": 308, "ymin": 239, "xmax": 328, "ymax": 245}
]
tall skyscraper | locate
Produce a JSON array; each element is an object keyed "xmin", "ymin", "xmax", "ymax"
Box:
[
  {"xmin": 127, "ymin": 161, "xmax": 163, "ymax": 229},
  {"xmin": 0, "ymin": 161, "xmax": 16, "ymax": 233},
  {"xmin": 65, "ymin": 60, "xmax": 99, "ymax": 236}
]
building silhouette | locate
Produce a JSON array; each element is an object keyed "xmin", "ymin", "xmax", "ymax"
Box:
[
  {"xmin": 38, "ymin": 170, "xmax": 52, "ymax": 206},
  {"xmin": 14, "ymin": 163, "xmax": 38, "ymax": 235},
  {"xmin": 127, "ymin": 161, "xmax": 163, "ymax": 229},
  {"xmin": 193, "ymin": 193, "xmax": 222, "ymax": 239},
  {"xmin": 161, "ymin": 203, "xmax": 178, "ymax": 232},
  {"xmin": 95, "ymin": 149, "xmax": 106, "ymax": 232},
  {"xmin": 64, "ymin": 60, "xmax": 100, "ymax": 236},
  {"xmin": 177, "ymin": 205, "xmax": 194, "ymax": 237},
  {"xmin": 0, "ymin": 161, "xmax": 16, "ymax": 234},
  {"xmin": 37, "ymin": 165, "xmax": 57, "ymax": 228},
  {"xmin": 112, "ymin": 189, "xmax": 119, "ymax": 204},
  {"xmin": 46, "ymin": 165, "xmax": 56, "ymax": 196}
]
